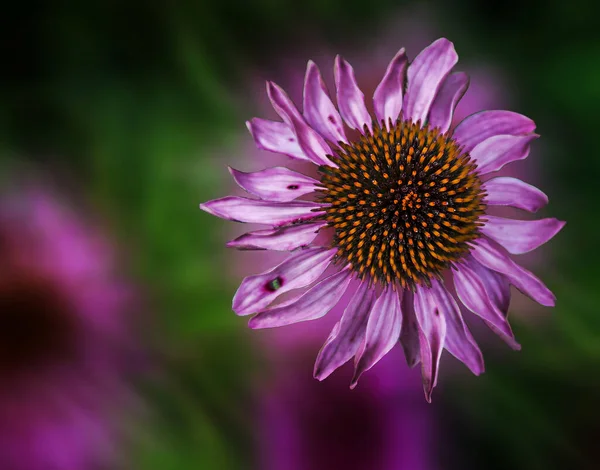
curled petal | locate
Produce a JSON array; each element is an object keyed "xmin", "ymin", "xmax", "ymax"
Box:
[
  {"xmin": 468, "ymin": 257, "xmax": 510, "ymax": 314},
  {"xmin": 399, "ymin": 290, "xmax": 420, "ymax": 367},
  {"xmin": 427, "ymin": 72, "xmax": 469, "ymax": 133},
  {"xmin": 470, "ymin": 134, "xmax": 539, "ymax": 175},
  {"xmin": 453, "ymin": 264, "xmax": 520, "ymax": 350},
  {"xmin": 351, "ymin": 288, "xmax": 403, "ymax": 388},
  {"xmin": 314, "ymin": 281, "xmax": 376, "ymax": 380},
  {"xmin": 429, "ymin": 281, "xmax": 484, "ymax": 375},
  {"xmin": 373, "ymin": 48, "xmax": 408, "ymax": 126},
  {"xmin": 229, "ymin": 166, "xmax": 318, "ymax": 202},
  {"xmin": 226, "ymin": 221, "xmax": 327, "ymax": 251},
  {"xmin": 334, "ymin": 56, "xmax": 372, "ymax": 133},
  {"xmin": 404, "ymin": 38, "xmax": 458, "ymax": 124},
  {"xmin": 303, "ymin": 61, "xmax": 347, "ymax": 144},
  {"xmin": 471, "ymin": 238, "xmax": 555, "ymax": 307},
  {"xmin": 246, "ymin": 118, "xmax": 309, "ymax": 161},
  {"xmin": 413, "ymin": 286, "xmax": 447, "ymax": 402},
  {"xmin": 232, "ymin": 247, "xmax": 336, "ymax": 315},
  {"xmin": 199, "ymin": 196, "xmax": 324, "ymax": 226},
  {"xmin": 267, "ymin": 81, "xmax": 335, "ymax": 167},
  {"xmin": 483, "ymin": 177, "xmax": 548, "ymax": 212},
  {"xmin": 481, "ymin": 216, "xmax": 565, "ymax": 254},
  {"xmin": 452, "ymin": 110, "xmax": 536, "ymax": 153},
  {"xmin": 249, "ymin": 269, "xmax": 352, "ymax": 329}
]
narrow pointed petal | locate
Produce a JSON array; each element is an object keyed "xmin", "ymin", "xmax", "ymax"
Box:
[
  {"xmin": 429, "ymin": 281, "xmax": 484, "ymax": 375},
  {"xmin": 481, "ymin": 216, "xmax": 565, "ymax": 254},
  {"xmin": 413, "ymin": 286, "xmax": 447, "ymax": 402},
  {"xmin": 467, "ymin": 257, "xmax": 510, "ymax": 314},
  {"xmin": 267, "ymin": 81, "xmax": 335, "ymax": 167},
  {"xmin": 399, "ymin": 290, "xmax": 420, "ymax": 367},
  {"xmin": 334, "ymin": 56, "xmax": 372, "ymax": 133},
  {"xmin": 232, "ymin": 247, "xmax": 336, "ymax": 315},
  {"xmin": 453, "ymin": 263, "xmax": 520, "ymax": 350},
  {"xmin": 471, "ymin": 238, "xmax": 556, "ymax": 307},
  {"xmin": 351, "ymin": 288, "xmax": 403, "ymax": 388},
  {"xmin": 200, "ymin": 197, "xmax": 324, "ymax": 226},
  {"xmin": 470, "ymin": 134, "xmax": 539, "ymax": 175},
  {"xmin": 249, "ymin": 269, "xmax": 351, "ymax": 329},
  {"xmin": 226, "ymin": 221, "xmax": 327, "ymax": 251},
  {"xmin": 404, "ymin": 38, "xmax": 458, "ymax": 124},
  {"xmin": 303, "ymin": 61, "xmax": 347, "ymax": 144},
  {"xmin": 373, "ymin": 48, "xmax": 408, "ymax": 125},
  {"xmin": 228, "ymin": 167, "xmax": 318, "ymax": 202},
  {"xmin": 427, "ymin": 72, "xmax": 469, "ymax": 133},
  {"xmin": 314, "ymin": 281, "xmax": 376, "ymax": 380},
  {"xmin": 246, "ymin": 118, "xmax": 309, "ymax": 161},
  {"xmin": 483, "ymin": 177, "xmax": 548, "ymax": 212},
  {"xmin": 452, "ymin": 110, "xmax": 537, "ymax": 153}
]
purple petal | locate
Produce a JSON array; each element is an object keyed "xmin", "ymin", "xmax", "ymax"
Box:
[
  {"xmin": 483, "ymin": 177, "xmax": 548, "ymax": 212},
  {"xmin": 334, "ymin": 56, "xmax": 372, "ymax": 133},
  {"xmin": 267, "ymin": 81, "xmax": 335, "ymax": 167},
  {"xmin": 246, "ymin": 118, "xmax": 309, "ymax": 161},
  {"xmin": 429, "ymin": 280, "xmax": 484, "ymax": 375},
  {"xmin": 427, "ymin": 72, "xmax": 469, "ymax": 133},
  {"xmin": 303, "ymin": 61, "xmax": 347, "ymax": 144},
  {"xmin": 468, "ymin": 257, "xmax": 511, "ymax": 313},
  {"xmin": 228, "ymin": 166, "xmax": 318, "ymax": 202},
  {"xmin": 453, "ymin": 263, "xmax": 520, "ymax": 350},
  {"xmin": 226, "ymin": 221, "xmax": 327, "ymax": 251},
  {"xmin": 481, "ymin": 216, "xmax": 565, "ymax": 254},
  {"xmin": 471, "ymin": 238, "xmax": 555, "ymax": 307},
  {"xmin": 351, "ymin": 288, "xmax": 403, "ymax": 388},
  {"xmin": 404, "ymin": 38, "xmax": 458, "ymax": 124},
  {"xmin": 314, "ymin": 281, "xmax": 376, "ymax": 380},
  {"xmin": 200, "ymin": 197, "xmax": 324, "ymax": 226},
  {"xmin": 373, "ymin": 48, "xmax": 408, "ymax": 126},
  {"xmin": 399, "ymin": 290, "xmax": 420, "ymax": 367},
  {"xmin": 248, "ymin": 269, "xmax": 351, "ymax": 329},
  {"xmin": 471, "ymin": 134, "xmax": 539, "ymax": 175},
  {"xmin": 413, "ymin": 286, "xmax": 447, "ymax": 402},
  {"xmin": 452, "ymin": 110, "xmax": 537, "ymax": 153},
  {"xmin": 232, "ymin": 247, "xmax": 336, "ymax": 315}
]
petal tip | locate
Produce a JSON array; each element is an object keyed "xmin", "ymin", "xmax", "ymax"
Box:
[
  {"xmin": 232, "ymin": 294, "xmax": 250, "ymax": 316},
  {"xmin": 313, "ymin": 366, "xmax": 327, "ymax": 382},
  {"xmin": 198, "ymin": 201, "xmax": 213, "ymax": 214}
]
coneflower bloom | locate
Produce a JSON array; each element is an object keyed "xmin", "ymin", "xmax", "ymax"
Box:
[{"xmin": 200, "ymin": 38, "xmax": 565, "ymax": 401}]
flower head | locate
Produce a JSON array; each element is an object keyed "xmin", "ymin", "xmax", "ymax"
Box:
[
  {"xmin": 0, "ymin": 185, "xmax": 139, "ymax": 469},
  {"xmin": 200, "ymin": 38, "xmax": 565, "ymax": 401}
]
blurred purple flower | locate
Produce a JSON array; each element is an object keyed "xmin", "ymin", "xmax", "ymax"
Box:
[
  {"xmin": 257, "ymin": 349, "xmax": 438, "ymax": 470},
  {"xmin": 0, "ymin": 185, "xmax": 139, "ymax": 470},
  {"xmin": 201, "ymin": 37, "xmax": 564, "ymax": 401}
]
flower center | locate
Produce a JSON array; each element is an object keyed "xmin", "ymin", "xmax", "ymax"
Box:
[{"xmin": 318, "ymin": 119, "xmax": 486, "ymax": 288}]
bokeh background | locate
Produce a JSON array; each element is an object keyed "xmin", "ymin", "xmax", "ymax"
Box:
[{"xmin": 1, "ymin": 0, "xmax": 599, "ymax": 469}]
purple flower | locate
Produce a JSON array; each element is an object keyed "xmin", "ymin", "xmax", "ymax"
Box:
[
  {"xmin": 257, "ymin": 349, "xmax": 439, "ymax": 470},
  {"xmin": 201, "ymin": 38, "xmax": 565, "ymax": 401},
  {"xmin": 0, "ymin": 186, "xmax": 138, "ymax": 469}
]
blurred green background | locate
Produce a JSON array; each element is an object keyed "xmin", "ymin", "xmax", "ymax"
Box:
[{"xmin": 1, "ymin": 0, "xmax": 599, "ymax": 468}]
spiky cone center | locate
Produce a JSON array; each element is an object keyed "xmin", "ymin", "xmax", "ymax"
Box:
[{"xmin": 317, "ymin": 119, "xmax": 486, "ymax": 289}]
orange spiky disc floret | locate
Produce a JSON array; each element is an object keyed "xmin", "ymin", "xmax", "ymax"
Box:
[{"xmin": 317, "ymin": 119, "xmax": 486, "ymax": 289}]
